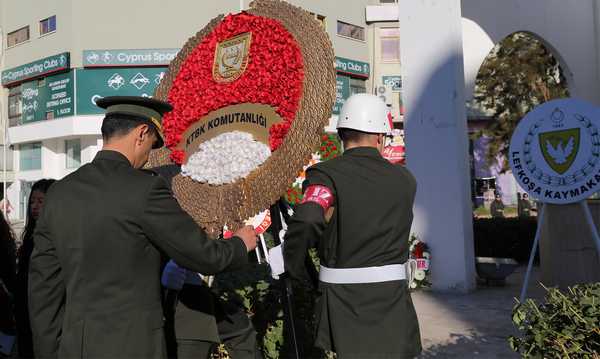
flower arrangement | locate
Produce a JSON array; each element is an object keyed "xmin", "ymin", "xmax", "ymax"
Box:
[
  {"xmin": 408, "ymin": 234, "xmax": 431, "ymax": 289},
  {"xmin": 162, "ymin": 12, "xmax": 304, "ymax": 164},
  {"xmin": 285, "ymin": 134, "xmax": 341, "ymax": 205},
  {"xmin": 181, "ymin": 131, "xmax": 271, "ymax": 185}
]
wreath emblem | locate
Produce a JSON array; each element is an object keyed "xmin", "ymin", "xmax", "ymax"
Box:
[{"xmin": 213, "ymin": 32, "xmax": 252, "ymax": 83}]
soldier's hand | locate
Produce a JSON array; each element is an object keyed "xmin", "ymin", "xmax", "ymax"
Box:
[{"xmin": 232, "ymin": 225, "xmax": 258, "ymax": 252}]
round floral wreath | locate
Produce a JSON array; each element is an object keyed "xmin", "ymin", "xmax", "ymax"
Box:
[
  {"xmin": 409, "ymin": 234, "xmax": 431, "ymax": 290},
  {"xmin": 148, "ymin": 0, "xmax": 337, "ymax": 236},
  {"xmin": 162, "ymin": 12, "xmax": 304, "ymax": 164}
]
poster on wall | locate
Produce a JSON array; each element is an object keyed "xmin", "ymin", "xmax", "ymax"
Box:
[
  {"xmin": 75, "ymin": 67, "xmax": 166, "ymax": 115},
  {"xmin": 333, "ymin": 75, "xmax": 350, "ymax": 115},
  {"xmin": 21, "ymin": 71, "xmax": 74, "ymax": 123}
]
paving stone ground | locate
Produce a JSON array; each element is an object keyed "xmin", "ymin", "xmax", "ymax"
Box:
[{"xmin": 413, "ymin": 266, "xmax": 546, "ymax": 358}]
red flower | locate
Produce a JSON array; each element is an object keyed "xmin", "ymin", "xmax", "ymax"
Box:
[
  {"xmin": 163, "ymin": 13, "xmax": 304, "ymax": 164},
  {"xmin": 413, "ymin": 243, "xmax": 425, "ymax": 258}
]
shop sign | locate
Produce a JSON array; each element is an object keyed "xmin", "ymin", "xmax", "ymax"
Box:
[
  {"xmin": 333, "ymin": 75, "xmax": 351, "ymax": 115},
  {"xmin": 382, "ymin": 75, "xmax": 402, "ymax": 92},
  {"xmin": 21, "ymin": 71, "xmax": 74, "ymax": 124},
  {"xmin": 75, "ymin": 67, "xmax": 166, "ymax": 114},
  {"xmin": 335, "ymin": 56, "xmax": 369, "ymax": 78},
  {"xmin": 383, "ymin": 145, "xmax": 405, "ymax": 164},
  {"xmin": 2, "ymin": 52, "xmax": 70, "ymax": 86},
  {"xmin": 82, "ymin": 49, "xmax": 179, "ymax": 67}
]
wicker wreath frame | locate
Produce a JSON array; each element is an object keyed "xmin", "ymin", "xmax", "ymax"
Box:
[{"xmin": 147, "ymin": 0, "xmax": 336, "ymax": 237}]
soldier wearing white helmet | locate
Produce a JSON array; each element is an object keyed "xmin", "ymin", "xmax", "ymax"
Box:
[{"xmin": 283, "ymin": 93, "xmax": 422, "ymax": 358}]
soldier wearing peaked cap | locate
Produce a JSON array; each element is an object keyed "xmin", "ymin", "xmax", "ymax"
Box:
[
  {"xmin": 28, "ymin": 96, "xmax": 258, "ymax": 358},
  {"xmin": 283, "ymin": 94, "xmax": 422, "ymax": 358}
]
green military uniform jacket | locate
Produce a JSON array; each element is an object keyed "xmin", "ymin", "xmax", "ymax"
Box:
[
  {"xmin": 283, "ymin": 147, "xmax": 422, "ymax": 358},
  {"xmin": 490, "ymin": 199, "xmax": 505, "ymax": 218},
  {"xmin": 28, "ymin": 150, "xmax": 248, "ymax": 359}
]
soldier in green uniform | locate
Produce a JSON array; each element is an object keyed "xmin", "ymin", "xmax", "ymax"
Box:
[
  {"xmin": 519, "ymin": 193, "xmax": 533, "ymax": 218},
  {"xmin": 490, "ymin": 193, "xmax": 505, "ymax": 218},
  {"xmin": 283, "ymin": 94, "xmax": 422, "ymax": 358},
  {"xmin": 28, "ymin": 96, "xmax": 258, "ymax": 359}
]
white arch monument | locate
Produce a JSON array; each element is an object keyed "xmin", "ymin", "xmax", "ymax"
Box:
[{"xmin": 398, "ymin": 0, "xmax": 600, "ymax": 291}]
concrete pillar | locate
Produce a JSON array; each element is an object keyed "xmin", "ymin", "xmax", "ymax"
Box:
[{"xmin": 398, "ymin": 0, "xmax": 476, "ymax": 291}]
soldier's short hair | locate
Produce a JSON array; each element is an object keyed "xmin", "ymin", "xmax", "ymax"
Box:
[
  {"xmin": 338, "ymin": 128, "xmax": 374, "ymax": 143},
  {"xmin": 101, "ymin": 114, "xmax": 158, "ymax": 143}
]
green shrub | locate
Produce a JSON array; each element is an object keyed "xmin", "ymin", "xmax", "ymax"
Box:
[{"xmin": 509, "ymin": 283, "xmax": 600, "ymax": 358}]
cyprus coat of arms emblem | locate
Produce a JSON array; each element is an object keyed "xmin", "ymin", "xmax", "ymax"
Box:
[
  {"xmin": 213, "ymin": 32, "xmax": 252, "ymax": 83},
  {"xmin": 539, "ymin": 128, "xmax": 580, "ymax": 175}
]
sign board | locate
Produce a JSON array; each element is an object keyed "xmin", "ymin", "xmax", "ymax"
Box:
[
  {"xmin": 75, "ymin": 67, "xmax": 166, "ymax": 115},
  {"xmin": 509, "ymin": 98, "xmax": 600, "ymax": 204},
  {"xmin": 21, "ymin": 71, "xmax": 74, "ymax": 124},
  {"xmin": 333, "ymin": 75, "xmax": 351, "ymax": 115},
  {"xmin": 2, "ymin": 52, "xmax": 70, "ymax": 86},
  {"xmin": 383, "ymin": 145, "xmax": 405, "ymax": 164},
  {"xmin": 382, "ymin": 75, "xmax": 402, "ymax": 92},
  {"xmin": 176, "ymin": 103, "xmax": 283, "ymax": 162},
  {"xmin": 83, "ymin": 49, "xmax": 179, "ymax": 67},
  {"xmin": 335, "ymin": 56, "xmax": 369, "ymax": 78}
]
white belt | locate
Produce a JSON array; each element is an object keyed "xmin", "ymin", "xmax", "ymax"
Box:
[{"xmin": 319, "ymin": 264, "xmax": 406, "ymax": 284}]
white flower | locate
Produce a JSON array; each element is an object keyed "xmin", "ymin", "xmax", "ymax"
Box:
[
  {"xmin": 423, "ymin": 252, "xmax": 430, "ymax": 259},
  {"xmin": 181, "ymin": 131, "xmax": 271, "ymax": 185},
  {"xmin": 410, "ymin": 281, "xmax": 417, "ymax": 289},
  {"xmin": 414, "ymin": 269, "xmax": 426, "ymax": 281}
]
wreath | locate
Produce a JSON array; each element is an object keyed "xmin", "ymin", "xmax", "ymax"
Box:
[
  {"xmin": 147, "ymin": 0, "xmax": 336, "ymax": 237},
  {"xmin": 285, "ymin": 133, "xmax": 341, "ymax": 205},
  {"xmin": 408, "ymin": 234, "xmax": 431, "ymax": 290}
]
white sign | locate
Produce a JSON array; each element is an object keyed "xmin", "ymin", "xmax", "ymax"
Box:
[
  {"xmin": 107, "ymin": 73, "xmax": 125, "ymax": 90},
  {"xmin": 130, "ymin": 73, "xmax": 150, "ymax": 90},
  {"xmin": 509, "ymin": 98, "xmax": 600, "ymax": 204}
]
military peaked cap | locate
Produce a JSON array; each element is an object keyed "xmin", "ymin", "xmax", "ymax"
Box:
[{"xmin": 96, "ymin": 96, "xmax": 173, "ymax": 149}]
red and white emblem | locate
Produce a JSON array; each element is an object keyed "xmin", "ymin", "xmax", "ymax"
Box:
[{"xmin": 301, "ymin": 185, "xmax": 334, "ymax": 211}]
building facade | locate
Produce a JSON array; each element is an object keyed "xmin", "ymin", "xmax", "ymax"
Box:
[{"xmin": 0, "ymin": 0, "xmax": 395, "ymax": 221}]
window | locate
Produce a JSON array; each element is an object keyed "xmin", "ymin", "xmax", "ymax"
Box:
[
  {"xmin": 20, "ymin": 142, "xmax": 42, "ymax": 171},
  {"xmin": 40, "ymin": 15, "xmax": 57, "ymax": 36},
  {"xmin": 349, "ymin": 78, "xmax": 366, "ymax": 95},
  {"xmin": 337, "ymin": 21, "xmax": 365, "ymax": 41},
  {"xmin": 7, "ymin": 26, "xmax": 29, "ymax": 47},
  {"xmin": 309, "ymin": 12, "xmax": 326, "ymax": 30},
  {"xmin": 20, "ymin": 180, "xmax": 33, "ymax": 220},
  {"xmin": 380, "ymin": 28, "xmax": 400, "ymax": 62},
  {"xmin": 65, "ymin": 139, "xmax": 81, "ymax": 169},
  {"xmin": 8, "ymin": 86, "xmax": 22, "ymax": 126}
]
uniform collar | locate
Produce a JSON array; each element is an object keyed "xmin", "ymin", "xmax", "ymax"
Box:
[
  {"xmin": 93, "ymin": 150, "xmax": 133, "ymax": 166},
  {"xmin": 343, "ymin": 146, "xmax": 382, "ymax": 158}
]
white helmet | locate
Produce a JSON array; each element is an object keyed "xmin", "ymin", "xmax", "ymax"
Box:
[{"xmin": 337, "ymin": 93, "xmax": 392, "ymax": 134}]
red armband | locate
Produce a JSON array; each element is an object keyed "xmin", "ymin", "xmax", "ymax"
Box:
[{"xmin": 301, "ymin": 185, "xmax": 334, "ymax": 211}]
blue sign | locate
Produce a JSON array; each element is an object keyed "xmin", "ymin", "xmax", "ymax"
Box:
[{"xmin": 382, "ymin": 75, "xmax": 402, "ymax": 92}]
